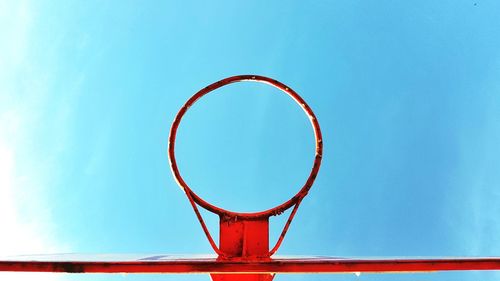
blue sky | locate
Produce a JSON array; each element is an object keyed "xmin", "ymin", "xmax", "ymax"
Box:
[{"xmin": 1, "ymin": 1, "xmax": 499, "ymax": 280}]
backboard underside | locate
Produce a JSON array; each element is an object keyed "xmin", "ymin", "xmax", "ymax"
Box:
[{"xmin": 1, "ymin": 254, "xmax": 499, "ymax": 274}]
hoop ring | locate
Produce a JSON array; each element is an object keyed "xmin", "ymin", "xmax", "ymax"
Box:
[{"xmin": 168, "ymin": 75, "xmax": 322, "ymax": 219}]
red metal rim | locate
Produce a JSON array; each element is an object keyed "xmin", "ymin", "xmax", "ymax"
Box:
[{"xmin": 168, "ymin": 75, "xmax": 323, "ymax": 219}]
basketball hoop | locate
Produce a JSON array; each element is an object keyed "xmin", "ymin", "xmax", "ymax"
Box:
[{"xmin": 168, "ymin": 75, "xmax": 322, "ymax": 280}]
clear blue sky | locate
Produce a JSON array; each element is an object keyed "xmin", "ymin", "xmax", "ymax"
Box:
[{"xmin": 1, "ymin": 1, "xmax": 499, "ymax": 281}]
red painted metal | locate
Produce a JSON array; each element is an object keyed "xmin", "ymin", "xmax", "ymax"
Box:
[
  {"xmin": 1, "ymin": 257, "xmax": 500, "ymax": 273},
  {"xmin": 218, "ymin": 218, "xmax": 269, "ymax": 258},
  {"xmin": 168, "ymin": 75, "xmax": 323, "ymax": 280},
  {"xmin": 213, "ymin": 218, "xmax": 273, "ymax": 280},
  {"xmin": 168, "ymin": 75, "xmax": 323, "ymax": 273}
]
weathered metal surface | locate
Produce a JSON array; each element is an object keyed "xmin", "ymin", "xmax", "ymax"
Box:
[
  {"xmin": 212, "ymin": 218, "xmax": 273, "ymax": 280},
  {"xmin": 218, "ymin": 217, "xmax": 269, "ymax": 258},
  {"xmin": 1, "ymin": 256, "xmax": 500, "ymax": 273}
]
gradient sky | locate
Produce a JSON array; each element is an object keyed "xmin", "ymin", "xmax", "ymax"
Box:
[{"xmin": 1, "ymin": 1, "xmax": 499, "ymax": 281}]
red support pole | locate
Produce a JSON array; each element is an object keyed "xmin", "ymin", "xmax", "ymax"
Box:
[
  {"xmin": 219, "ymin": 217, "xmax": 269, "ymax": 258},
  {"xmin": 211, "ymin": 216, "xmax": 274, "ymax": 281}
]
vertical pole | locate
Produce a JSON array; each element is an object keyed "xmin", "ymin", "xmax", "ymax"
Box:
[{"xmin": 211, "ymin": 216, "xmax": 274, "ymax": 281}]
